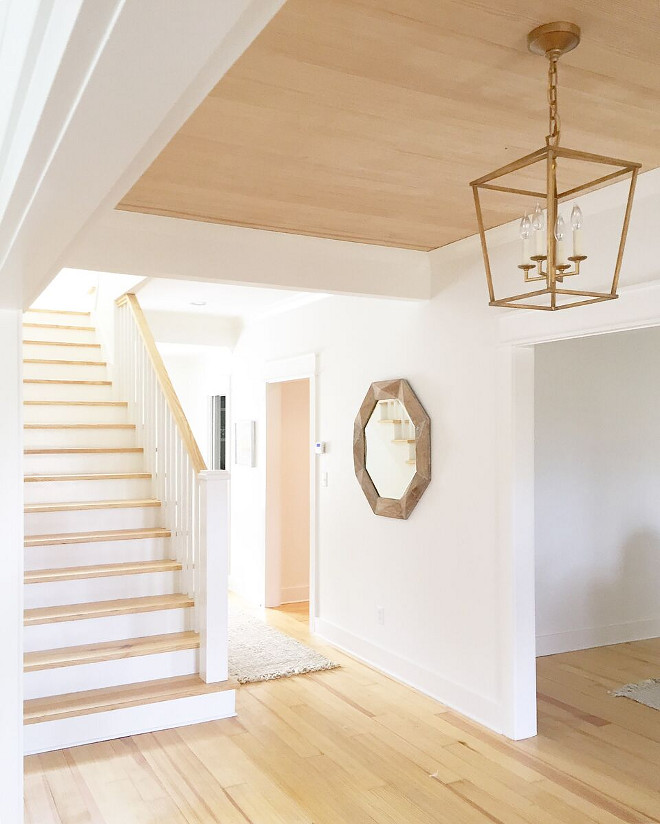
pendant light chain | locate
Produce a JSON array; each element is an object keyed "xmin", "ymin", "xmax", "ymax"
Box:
[{"xmin": 546, "ymin": 55, "xmax": 561, "ymax": 147}]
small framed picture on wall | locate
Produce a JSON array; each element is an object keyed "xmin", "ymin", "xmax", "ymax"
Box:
[{"xmin": 234, "ymin": 420, "xmax": 256, "ymax": 467}]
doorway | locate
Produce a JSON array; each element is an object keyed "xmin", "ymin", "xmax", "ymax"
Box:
[
  {"xmin": 533, "ymin": 327, "xmax": 660, "ymax": 726},
  {"xmin": 265, "ymin": 378, "xmax": 312, "ymax": 616}
]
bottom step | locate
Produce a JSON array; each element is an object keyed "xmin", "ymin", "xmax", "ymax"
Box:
[{"xmin": 24, "ymin": 674, "xmax": 237, "ymax": 754}]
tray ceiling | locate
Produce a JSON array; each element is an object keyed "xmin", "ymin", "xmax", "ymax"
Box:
[{"xmin": 117, "ymin": 0, "xmax": 660, "ymax": 251}]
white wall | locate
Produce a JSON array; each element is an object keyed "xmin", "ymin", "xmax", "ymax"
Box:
[
  {"xmin": 0, "ymin": 311, "xmax": 23, "ymax": 824},
  {"xmin": 230, "ymin": 262, "xmax": 507, "ymax": 731},
  {"xmin": 157, "ymin": 343, "xmax": 232, "ymax": 466},
  {"xmin": 535, "ymin": 327, "xmax": 660, "ymax": 655}
]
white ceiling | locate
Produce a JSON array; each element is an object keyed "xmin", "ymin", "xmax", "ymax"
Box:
[{"xmin": 136, "ymin": 277, "xmax": 328, "ymax": 322}]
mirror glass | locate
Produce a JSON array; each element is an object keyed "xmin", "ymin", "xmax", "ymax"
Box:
[{"xmin": 365, "ymin": 399, "xmax": 416, "ymax": 499}]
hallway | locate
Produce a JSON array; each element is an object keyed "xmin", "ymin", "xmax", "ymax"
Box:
[{"xmin": 25, "ymin": 608, "xmax": 660, "ymax": 823}]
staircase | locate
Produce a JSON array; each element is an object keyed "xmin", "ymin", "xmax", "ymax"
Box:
[{"xmin": 23, "ymin": 306, "xmax": 234, "ymax": 754}]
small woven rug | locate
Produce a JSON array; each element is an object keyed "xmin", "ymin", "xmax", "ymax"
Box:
[
  {"xmin": 611, "ymin": 678, "xmax": 660, "ymax": 710},
  {"xmin": 228, "ymin": 606, "xmax": 339, "ymax": 684}
]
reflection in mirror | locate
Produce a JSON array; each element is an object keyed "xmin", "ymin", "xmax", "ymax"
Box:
[{"xmin": 365, "ymin": 400, "xmax": 416, "ymax": 498}]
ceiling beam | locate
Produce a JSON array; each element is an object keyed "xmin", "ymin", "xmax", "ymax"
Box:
[{"xmin": 65, "ymin": 209, "xmax": 432, "ymax": 300}]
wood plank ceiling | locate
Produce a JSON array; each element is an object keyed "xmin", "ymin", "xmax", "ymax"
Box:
[{"xmin": 117, "ymin": 0, "xmax": 660, "ymax": 251}]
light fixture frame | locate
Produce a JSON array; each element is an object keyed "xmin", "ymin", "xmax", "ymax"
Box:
[{"xmin": 470, "ymin": 22, "xmax": 641, "ymax": 312}]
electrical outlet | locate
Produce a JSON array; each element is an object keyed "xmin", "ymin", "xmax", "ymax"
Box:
[
  {"xmin": 377, "ymin": 606, "xmax": 385, "ymax": 625},
  {"xmin": 321, "ymin": 471, "xmax": 328, "ymax": 487}
]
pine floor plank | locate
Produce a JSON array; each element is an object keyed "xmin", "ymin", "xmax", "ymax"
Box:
[{"xmin": 23, "ymin": 603, "xmax": 660, "ymax": 824}]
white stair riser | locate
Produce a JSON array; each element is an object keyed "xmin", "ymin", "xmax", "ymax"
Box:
[
  {"xmin": 24, "ymin": 427, "xmax": 136, "ymax": 448},
  {"xmin": 23, "ymin": 382, "xmax": 114, "ymax": 401},
  {"xmin": 23, "ymin": 362, "xmax": 108, "ymax": 381},
  {"xmin": 24, "ymin": 688, "xmax": 235, "ymax": 755},
  {"xmin": 24, "ymin": 451, "xmax": 145, "ymax": 475},
  {"xmin": 23, "ymin": 403, "xmax": 127, "ymax": 423},
  {"xmin": 24, "ymin": 311, "xmax": 92, "ymax": 326},
  {"xmin": 23, "ymin": 343, "xmax": 102, "ymax": 361},
  {"xmin": 25, "ymin": 571, "xmax": 179, "ymax": 609},
  {"xmin": 24, "ymin": 649, "xmax": 198, "ymax": 699},
  {"xmin": 25, "ymin": 505, "xmax": 162, "ymax": 534},
  {"xmin": 25, "ymin": 537, "xmax": 171, "ymax": 570},
  {"xmin": 24, "ymin": 477, "xmax": 152, "ymax": 504},
  {"xmin": 24, "ymin": 607, "xmax": 193, "ymax": 652},
  {"xmin": 23, "ymin": 326, "xmax": 96, "ymax": 344}
]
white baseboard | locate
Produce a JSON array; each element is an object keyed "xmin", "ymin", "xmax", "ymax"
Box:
[
  {"xmin": 280, "ymin": 585, "xmax": 309, "ymax": 604},
  {"xmin": 25, "ymin": 689, "xmax": 236, "ymax": 755},
  {"xmin": 315, "ymin": 618, "xmax": 502, "ymax": 734},
  {"xmin": 536, "ymin": 617, "xmax": 660, "ymax": 657}
]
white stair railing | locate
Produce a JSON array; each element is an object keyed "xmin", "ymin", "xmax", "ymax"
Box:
[{"xmin": 115, "ymin": 292, "xmax": 228, "ymax": 683}]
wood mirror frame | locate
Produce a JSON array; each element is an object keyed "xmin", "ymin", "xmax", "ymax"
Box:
[{"xmin": 353, "ymin": 378, "xmax": 431, "ymax": 520}]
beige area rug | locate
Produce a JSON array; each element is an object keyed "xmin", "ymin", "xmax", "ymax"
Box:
[
  {"xmin": 612, "ymin": 678, "xmax": 660, "ymax": 710},
  {"xmin": 228, "ymin": 606, "xmax": 339, "ymax": 684}
]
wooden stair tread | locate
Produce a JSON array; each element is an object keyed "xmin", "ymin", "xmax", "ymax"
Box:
[
  {"xmin": 24, "ymin": 447, "xmax": 143, "ymax": 454},
  {"xmin": 25, "ymin": 423, "xmax": 135, "ymax": 429},
  {"xmin": 24, "ymin": 527, "xmax": 170, "ymax": 547},
  {"xmin": 24, "ymin": 379, "xmax": 111, "ymax": 385},
  {"xmin": 25, "ymin": 472, "xmax": 151, "ymax": 482},
  {"xmin": 23, "ymin": 340, "xmax": 100, "ymax": 348},
  {"xmin": 25, "ymin": 498, "xmax": 160, "ymax": 513},
  {"xmin": 24, "ymin": 593, "xmax": 193, "ymax": 626},
  {"xmin": 23, "ymin": 358, "xmax": 107, "ymax": 366},
  {"xmin": 25, "ymin": 559, "xmax": 181, "ymax": 584},
  {"xmin": 24, "ymin": 400, "xmax": 126, "ymax": 406},
  {"xmin": 27, "ymin": 309, "xmax": 91, "ymax": 317},
  {"xmin": 24, "ymin": 673, "xmax": 236, "ymax": 724},
  {"xmin": 23, "ymin": 633, "xmax": 199, "ymax": 673},
  {"xmin": 23, "ymin": 322, "xmax": 95, "ymax": 331}
]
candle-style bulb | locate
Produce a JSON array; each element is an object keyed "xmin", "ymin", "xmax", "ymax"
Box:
[
  {"xmin": 519, "ymin": 214, "xmax": 531, "ymax": 239},
  {"xmin": 554, "ymin": 214, "xmax": 565, "ymax": 242},
  {"xmin": 571, "ymin": 203, "xmax": 583, "ymax": 230},
  {"xmin": 531, "ymin": 203, "xmax": 543, "ymax": 231}
]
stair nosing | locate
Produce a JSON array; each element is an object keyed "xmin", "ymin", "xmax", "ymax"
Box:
[
  {"xmin": 23, "ymin": 322, "xmax": 95, "ymax": 331},
  {"xmin": 23, "ymin": 340, "xmax": 100, "ymax": 348},
  {"xmin": 24, "ymin": 423, "xmax": 135, "ymax": 429},
  {"xmin": 23, "ymin": 631, "xmax": 199, "ymax": 671},
  {"xmin": 24, "ymin": 447, "xmax": 143, "ymax": 454},
  {"xmin": 26, "ymin": 309, "xmax": 91, "ymax": 317},
  {"xmin": 24, "ymin": 379, "xmax": 111, "ymax": 385},
  {"xmin": 23, "ymin": 673, "xmax": 236, "ymax": 725},
  {"xmin": 25, "ymin": 559, "xmax": 181, "ymax": 584},
  {"xmin": 24, "ymin": 400, "xmax": 127, "ymax": 406},
  {"xmin": 24, "ymin": 527, "xmax": 170, "ymax": 547},
  {"xmin": 25, "ymin": 498, "xmax": 160, "ymax": 513},
  {"xmin": 24, "ymin": 472, "xmax": 151, "ymax": 482},
  {"xmin": 24, "ymin": 594, "xmax": 193, "ymax": 626}
]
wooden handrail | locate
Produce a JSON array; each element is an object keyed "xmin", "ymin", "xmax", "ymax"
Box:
[{"xmin": 116, "ymin": 292, "xmax": 207, "ymax": 473}]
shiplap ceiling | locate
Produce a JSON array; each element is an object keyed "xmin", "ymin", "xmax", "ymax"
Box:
[{"xmin": 117, "ymin": 0, "xmax": 660, "ymax": 251}]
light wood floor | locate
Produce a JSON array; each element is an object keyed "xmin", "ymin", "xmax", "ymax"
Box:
[{"xmin": 25, "ymin": 602, "xmax": 660, "ymax": 823}]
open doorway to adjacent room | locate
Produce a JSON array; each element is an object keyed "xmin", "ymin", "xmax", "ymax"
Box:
[
  {"xmin": 265, "ymin": 377, "xmax": 312, "ymax": 625},
  {"xmin": 533, "ymin": 325, "xmax": 660, "ymax": 733}
]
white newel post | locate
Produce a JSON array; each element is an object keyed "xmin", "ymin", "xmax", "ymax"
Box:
[{"xmin": 198, "ymin": 469, "xmax": 230, "ymax": 683}]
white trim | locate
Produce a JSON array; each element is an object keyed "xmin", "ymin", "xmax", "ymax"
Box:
[
  {"xmin": 316, "ymin": 619, "xmax": 502, "ymax": 732},
  {"xmin": 25, "ymin": 688, "xmax": 236, "ymax": 755},
  {"xmin": 537, "ymin": 618, "xmax": 660, "ymax": 657},
  {"xmin": 265, "ymin": 354, "xmax": 318, "ymax": 625},
  {"xmin": 0, "ymin": 311, "xmax": 22, "ymax": 824},
  {"xmin": 280, "ymin": 585, "xmax": 310, "ymax": 604}
]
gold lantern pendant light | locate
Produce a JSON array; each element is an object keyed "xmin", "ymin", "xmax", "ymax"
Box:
[{"xmin": 470, "ymin": 22, "xmax": 641, "ymax": 311}]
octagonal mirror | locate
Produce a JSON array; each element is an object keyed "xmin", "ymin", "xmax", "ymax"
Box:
[{"xmin": 353, "ymin": 379, "xmax": 431, "ymax": 519}]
